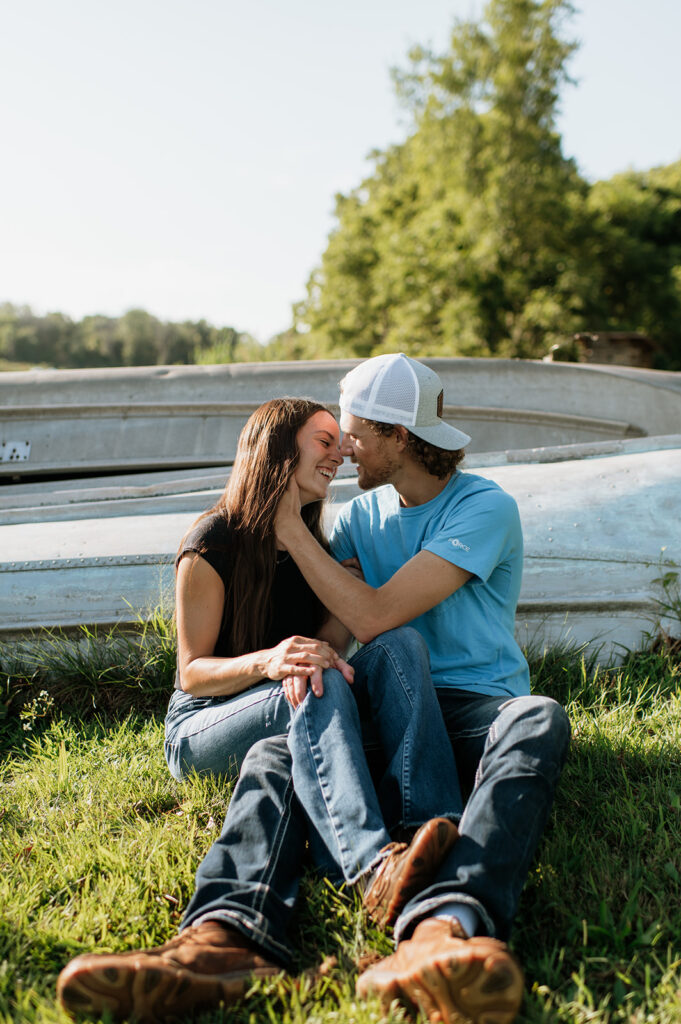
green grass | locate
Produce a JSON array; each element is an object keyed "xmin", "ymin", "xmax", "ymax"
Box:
[{"xmin": 1, "ymin": 621, "xmax": 680, "ymax": 1023}]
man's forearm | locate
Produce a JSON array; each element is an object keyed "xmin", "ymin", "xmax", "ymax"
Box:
[{"xmin": 281, "ymin": 518, "xmax": 381, "ymax": 642}]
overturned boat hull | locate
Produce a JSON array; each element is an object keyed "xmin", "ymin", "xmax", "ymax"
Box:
[
  {"xmin": 2, "ymin": 434, "xmax": 679, "ymax": 659},
  {"xmin": 3, "ymin": 359, "xmax": 680, "ymax": 478}
]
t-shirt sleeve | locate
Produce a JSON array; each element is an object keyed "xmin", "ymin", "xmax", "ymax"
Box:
[
  {"xmin": 329, "ymin": 505, "xmax": 357, "ymax": 563},
  {"xmin": 423, "ymin": 488, "xmax": 520, "ymax": 583},
  {"xmin": 176, "ymin": 514, "xmax": 234, "ymax": 581}
]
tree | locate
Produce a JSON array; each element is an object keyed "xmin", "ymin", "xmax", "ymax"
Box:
[
  {"xmin": 295, "ymin": 0, "xmax": 591, "ymax": 359},
  {"xmin": 584, "ymin": 161, "xmax": 681, "ymax": 368},
  {"xmin": 0, "ymin": 305, "xmax": 252, "ymax": 370}
]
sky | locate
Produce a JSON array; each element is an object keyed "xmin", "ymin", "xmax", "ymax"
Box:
[{"xmin": 1, "ymin": 0, "xmax": 680, "ymax": 343}]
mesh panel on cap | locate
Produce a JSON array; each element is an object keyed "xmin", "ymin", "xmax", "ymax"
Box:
[
  {"xmin": 350, "ymin": 378, "xmax": 376, "ymax": 408},
  {"xmin": 373, "ymin": 359, "xmax": 417, "ymax": 420}
]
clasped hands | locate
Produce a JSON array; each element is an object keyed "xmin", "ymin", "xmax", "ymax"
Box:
[{"xmin": 264, "ymin": 635, "xmax": 354, "ymax": 709}]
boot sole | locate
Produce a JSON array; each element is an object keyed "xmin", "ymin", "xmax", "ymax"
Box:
[
  {"xmin": 57, "ymin": 954, "xmax": 280, "ymax": 1023},
  {"xmin": 357, "ymin": 937, "xmax": 524, "ymax": 1024},
  {"xmin": 364, "ymin": 818, "xmax": 459, "ymax": 928}
]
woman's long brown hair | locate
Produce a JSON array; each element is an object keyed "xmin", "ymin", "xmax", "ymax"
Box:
[{"xmin": 179, "ymin": 397, "xmax": 332, "ymax": 655}]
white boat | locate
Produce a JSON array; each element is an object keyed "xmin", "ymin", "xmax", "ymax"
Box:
[
  {"xmin": 1, "ymin": 425, "xmax": 679, "ymax": 659},
  {"xmin": 2, "ymin": 359, "xmax": 680, "ymax": 478},
  {"xmin": 2, "ymin": 360, "xmax": 680, "ymax": 657}
]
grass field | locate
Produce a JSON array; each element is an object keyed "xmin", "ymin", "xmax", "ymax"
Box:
[{"xmin": 1, "ymin": 618, "xmax": 680, "ymax": 1024}]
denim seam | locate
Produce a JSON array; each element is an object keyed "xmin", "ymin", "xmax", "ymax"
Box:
[
  {"xmin": 374, "ymin": 639, "xmax": 415, "ymax": 825},
  {"xmin": 354, "ymin": 637, "xmax": 416, "ymax": 825},
  {"xmin": 473, "ymin": 718, "xmax": 498, "ymax": 790},
  {"xmin": 256, "ymin": 774, "xmax": 297, "ymax": 912},
  {"xmin": 299, "ymin": 704, "xmax": 354, "ymax": 879}
]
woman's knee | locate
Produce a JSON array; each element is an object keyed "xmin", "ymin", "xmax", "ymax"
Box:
[
  {"xmin": 164, "ymin": 739, "xmax": 240, "ymax": 782},
  {"xmin": 243, "ymin": 734, "xmax": 292, "ymax": 775}
]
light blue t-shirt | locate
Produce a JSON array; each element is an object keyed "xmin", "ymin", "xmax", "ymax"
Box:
[{"xmin": 329, "ymin": 471, "xmax": 530, "ymax": 698}]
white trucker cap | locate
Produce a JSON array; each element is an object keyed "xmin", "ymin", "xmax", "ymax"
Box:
[{"xmin": 339, "ymin": 353, "xmax": 471, "ymax": 451}]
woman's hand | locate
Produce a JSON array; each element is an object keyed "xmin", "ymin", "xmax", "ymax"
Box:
[
  {"xmin": 263, "ymin": 635, "xmax": 337, "ymax": 681},
  {"xmin": 341, "ymin": 557, "xmax": 364, "ymax": 581},
  {"xmin": 274, "ymin": 476, "xmax": 302, "ymax": 548},
  {"xmin": 281, "ymin": 653, "xmax": 354, "ymax": 709},
  {"xmin": 282, "ymin": 668, "xmax": 321, "ymax": 709},
  {"xmin": 333, "ymin": 656, "xmax": 355, "ymax": 685}
]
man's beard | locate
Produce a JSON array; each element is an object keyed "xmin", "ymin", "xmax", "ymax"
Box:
[{"xmin": 355, "ymin": 452, "xmax": 398, "ymax": 491}]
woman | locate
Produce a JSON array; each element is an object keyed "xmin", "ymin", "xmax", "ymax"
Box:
[{"xmin": 164, "ymin": 397, "xmax": 352, "ymax": 782}]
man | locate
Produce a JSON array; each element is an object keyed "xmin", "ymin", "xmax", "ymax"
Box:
[{"xmin": 273, "ymin": 353, "xmax": 570, "ymax": 1023}]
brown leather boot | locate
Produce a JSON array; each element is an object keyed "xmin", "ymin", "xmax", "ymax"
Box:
[
  {"xmin": 56, "ymin": 920, "xmax": 281, "ymax": 1022},
  {"xmin": 362, "ymin": 818, "xmax": 459, "ymax": 929},
  {"xmin": 356, "ymin": 917, "xmax": 524, "ymax": 1024}
]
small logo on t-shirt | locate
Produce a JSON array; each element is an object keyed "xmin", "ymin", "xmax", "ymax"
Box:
[{"xmin": 449, "ymin": 538, "xmax": 470, "ymax": 552}]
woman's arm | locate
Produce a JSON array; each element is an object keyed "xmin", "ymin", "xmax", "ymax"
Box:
[{"xmin": 176, "ymin": 554, "xmax": 340, "ymax": 697}]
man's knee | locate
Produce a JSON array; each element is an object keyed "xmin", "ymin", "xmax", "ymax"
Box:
[
  {"xmin": 309, "ymin": 667, "xmax": 354, "ymax": 707},
  {"xmin": 531, "ymin": 696, "xmax": 571, "ymax": 755},
  {"xmin": 289, "ymin": 669, "xmax": 358, "ymax": 728},
  {"xmin": 361, "ymin": 625, "xmax": 429, "ymax": 667},
  {"xmin": 497, "ymin": 695, "xmax": 571, "ymax": 765}
]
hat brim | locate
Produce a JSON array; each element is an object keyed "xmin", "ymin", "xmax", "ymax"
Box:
[{"xmin": 408, "ymin": 421, "xmax": 471, "ymax": 451}]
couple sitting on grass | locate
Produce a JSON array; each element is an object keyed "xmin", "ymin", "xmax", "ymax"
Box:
[{"xmin": 57, "ymin": 354, "xmax": 570, "ymax": 1024}]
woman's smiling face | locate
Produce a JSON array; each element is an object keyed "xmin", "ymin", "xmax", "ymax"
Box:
[{"xmin": 293, "ymin": 410, "xmax": 343, "ymax": 505}]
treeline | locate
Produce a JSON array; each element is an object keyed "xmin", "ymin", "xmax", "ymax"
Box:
[
  {"xmin": 4, "ymin": 0, "xmax": 680, "ymax": 372},
  {"xmin": 293, "ymin": 0, "xmax": 681, "ymax": 370},
  {"xmin": 0, "ymin": 305, "xmax": 264, "ymax": 369}
]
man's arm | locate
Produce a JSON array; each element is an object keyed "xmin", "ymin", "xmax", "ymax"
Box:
[{"xmin": 276, "ymin": 497, "xmax": 471, "ymax": 644}]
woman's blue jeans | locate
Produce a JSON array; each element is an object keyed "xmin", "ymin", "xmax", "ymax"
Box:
[{"xmin": 165, "ymin": 679, "xmax": 291, "ymax": 781}]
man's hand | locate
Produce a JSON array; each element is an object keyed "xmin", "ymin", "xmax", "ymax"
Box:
[{"xmin": 274, "ymin": 477, "xmax": 303, "ymax": 548}]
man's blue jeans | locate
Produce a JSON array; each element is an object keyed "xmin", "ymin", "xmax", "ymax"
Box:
[
  {"xmin": 394, "ymin": 691, "xmax": 571, "ymax": 943},
  {"xmin": 180, "ymin": 627, "xmax": 461, "ymax": 965},
  {"xmin": 289, "ymin": 627, "xmax": 462, "ymax": 883}
]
